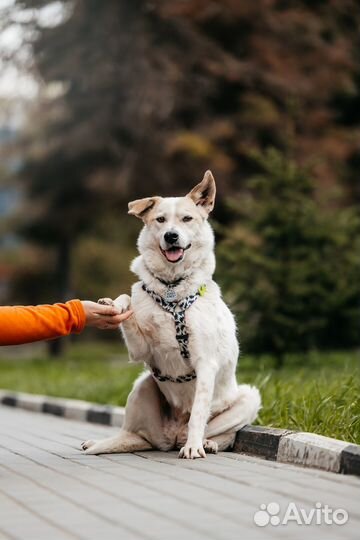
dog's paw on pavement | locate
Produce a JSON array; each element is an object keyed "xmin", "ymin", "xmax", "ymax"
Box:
[
  {"xmin": 81, "ymin": 440, "xmax": 95, "ymax": 451},
  {"xmin": 179, "ymin": 443, "xmax": 206, "ymax": 459},
  {"xmin": 203, "ymin": 439, "xmax": 218, "ymax": 454}
]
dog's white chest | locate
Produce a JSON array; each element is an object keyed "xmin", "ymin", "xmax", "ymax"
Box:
[
  {"xmin": 136, "ymin": 302, "xmax": 192, "ymax": 369},
  {"xmin": 128, "ymin": 279, "xmax": 239, "ymax": 413},
  {"xmin": 131, "ymin": 290, "xmax": 198, "ymax": 410}
]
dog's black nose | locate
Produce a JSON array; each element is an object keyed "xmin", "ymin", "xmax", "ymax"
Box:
[{"xmin": 164, "ymin": 231, "xmax": 179, "ymax": 245}]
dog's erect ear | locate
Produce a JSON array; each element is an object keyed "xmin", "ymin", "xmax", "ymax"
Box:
[
  {"xmin": 187, "ymin": 170, "xmax": 216, "ymax": 214},
  {"xmin": 128, "ymin": 197, "xmax": 161, "ymax": 220}
]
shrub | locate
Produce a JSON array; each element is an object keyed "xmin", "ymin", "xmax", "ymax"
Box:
[{"xmin": 217, "ymin": 149, "xmax": 360, "ymax": 366}]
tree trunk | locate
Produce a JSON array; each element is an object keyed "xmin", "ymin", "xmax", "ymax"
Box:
[{"xmin": 48, "ymin": 238, "xmax": 72, "ymax": 357}]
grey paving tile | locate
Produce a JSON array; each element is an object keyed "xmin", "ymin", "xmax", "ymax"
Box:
[
  {"xmin": 0, "ymin": 491, "xmax": 75, "ymax": 540},
  {"xmin": 0, "ymin": 405, "xmax": 358, "ymax": 540}
]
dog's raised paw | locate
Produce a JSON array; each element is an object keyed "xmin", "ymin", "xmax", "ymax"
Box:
[
  {"xmin": 98, "ymin": 298, "xmax": 114, "ymax": 306},
  {"xmin": 113, "ymin": 294, "xmax": 131, "ymax": 314},
  {"xmin": 203, "ymin": 439, "xmax": 218, "ymax": 454}
]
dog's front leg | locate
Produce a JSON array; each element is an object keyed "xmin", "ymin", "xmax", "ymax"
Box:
[
  {"xmin": 121, "ymin": 318, "xmax": 150, "ymax": 363},
  {"xmin": 113, "ymin": 294, "xmax": 151, "ymax": 363},
  {"xmin": 179, "ymin": 364, "xmax": 216, "ymax": 459},
  {"xmin": 100, "ymin": 294, "xmax": 150, "ymax": 362}
]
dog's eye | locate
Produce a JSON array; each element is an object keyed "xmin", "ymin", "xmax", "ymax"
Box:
[
  {"xmin": 156, "ymin": 216, "xmax": 166, "ymax": 223},
  {"xmin": 183, "ymin": 216, "xmax": 193, "ymax": 222}
]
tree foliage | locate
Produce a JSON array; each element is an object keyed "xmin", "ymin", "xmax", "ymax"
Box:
[
  {"xmin": 217, "ymin": 149, "xmax": 360, "ymax": 364},
  {"xmin": 1, "ymin": 0, "xmax": 359, "ymax": 355},
  {"xmin": 9, "ymin": 0, "xmax": 360, "ymax": 201}
]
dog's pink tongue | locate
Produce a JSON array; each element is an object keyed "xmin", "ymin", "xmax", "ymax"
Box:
[{"xmin": 165, "ymin": 248, "xmax": 184, "ymax": 262}]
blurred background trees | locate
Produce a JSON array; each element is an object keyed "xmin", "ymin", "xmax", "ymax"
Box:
[
  {"xmin": 0, "ymin": 0, "xmax": 359, "ymax": 357},
  {"xmin": 217, "ymin": 148, "xmax": 360, "ymax": 366}
]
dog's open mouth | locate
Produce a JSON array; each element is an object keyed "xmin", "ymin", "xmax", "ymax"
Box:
[
  {"xmin": 161, "ymin": 247, "xmax": 185, "ymax": 263},
  {"xmin": 161, "ymin": 244, "xmax": 191, "ymax": 263}
]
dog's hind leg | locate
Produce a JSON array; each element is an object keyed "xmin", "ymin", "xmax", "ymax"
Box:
[
  {"xmin": 81, "ymin": 372, "xmax": 172, "ymax": 455},
  {"xmin": 81, "ymin": 430, "xmax": 152, "ymax": 455},
  {"xmin": 203, "ymin": 433, "xmax": 237, "ymax": 454},
  {"xmin": 204, "ymin": 384, "xmax": 261, "ymax": 452},
  {"xmin": 122, "ymin": 372, "xmax": 173, "ymax": 451}
]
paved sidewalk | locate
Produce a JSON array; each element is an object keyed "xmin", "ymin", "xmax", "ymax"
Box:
[{"xmin": 0, "ymin": 406, "xmax": 359, "ymax": 540}]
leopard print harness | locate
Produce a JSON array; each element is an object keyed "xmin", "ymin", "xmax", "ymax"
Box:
[{"xmin": 142, "ymin": 283, "xmax": 200, "ymax": 383}]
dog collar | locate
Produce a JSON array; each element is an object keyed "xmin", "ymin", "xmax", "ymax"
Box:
[
  {"xmin": 156, "ymin": 276, "xmax": 184, "ymax": 287},
  {"xmin": 157, "ymin": 276, "xmax": 185, "ymax": 301},
  {"xmin": 143, "ymin": 261, "xmax": 185, "ymax": 287},
  {"xmin": 143, "ymin": 263, "xmax": 186, "ymax": 301}
]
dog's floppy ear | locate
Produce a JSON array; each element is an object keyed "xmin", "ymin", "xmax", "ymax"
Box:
[
  {"xmin": 128, "ymin": 196, "xmax": 161, "ymax": 220},
  {"xmin": 187, "ymin": 170, "xmax": 216, "ymax": 214}
]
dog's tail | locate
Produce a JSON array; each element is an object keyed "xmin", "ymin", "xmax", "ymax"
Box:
[{"xmin": 206, "ymin": 384, "xmax": 261, "ymax": 438}]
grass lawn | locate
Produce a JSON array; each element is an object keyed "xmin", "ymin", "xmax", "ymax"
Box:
[{"xmin": 0, "ymin": 342, "xmax": 359, "ymax": 444}]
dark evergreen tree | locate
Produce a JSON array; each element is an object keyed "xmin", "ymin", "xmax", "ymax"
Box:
[{"xmin": 217, "ymin": 149, "xmax": 360, "ymax": 366}]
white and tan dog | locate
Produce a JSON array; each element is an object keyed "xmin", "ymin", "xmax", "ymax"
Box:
[{"xmin": 82, "ymin": 171, "xmax": 261, "ymax": 458}]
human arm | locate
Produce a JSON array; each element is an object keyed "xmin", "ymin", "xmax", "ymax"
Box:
[{"xmin": 0, "ymin": 300, "xmax": 132, "ymax": 346}]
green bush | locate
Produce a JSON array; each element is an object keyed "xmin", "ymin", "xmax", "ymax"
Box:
[{"xmin": 217, "ymin": 149, "xmax": 360, "ymax": 365}]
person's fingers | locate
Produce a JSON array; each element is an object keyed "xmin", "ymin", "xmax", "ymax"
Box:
[
  {"xmin": 104, "ymin": 311, "xmax": 133, "ymax": 325},
  {"xmin": 118, "ymin": 310, "xmax": 134, "ymax": 322},
  {"xmin": 102, "ymin": 311, "xmax": 133, "ymax": 321},
  {"xmin": 96, "ymin": 311, "xmax": 133, "ymax": 329},
  {"xmin": 94, "ymin": 303, "xmax": 120, "ymax": 317}
]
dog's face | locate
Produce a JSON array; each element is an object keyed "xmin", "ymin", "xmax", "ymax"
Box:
[{"xmin": 128, "ymin": 171, "xmax": 216, "ymax": 269}]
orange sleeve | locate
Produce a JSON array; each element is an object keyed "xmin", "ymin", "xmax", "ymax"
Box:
[{"xmin": 0, "ymin": 300, "xmax": 86, "ymax": 346}]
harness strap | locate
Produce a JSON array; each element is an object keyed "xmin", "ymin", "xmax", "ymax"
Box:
[
  {"xmin": 142, "ymin": 283, "xmax": 199, "ymax": 360},
  {"xmin": 142, "ymin": 282, "xmax": 201, "ymax": 383},
  {"xmin": 151, "ymin": 366, "xmax": 197, "ymax": 383}
]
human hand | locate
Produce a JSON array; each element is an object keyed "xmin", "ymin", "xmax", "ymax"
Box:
[{"xmin": 81, "ymin": 301, "xmax": 133, "ymax": 330}]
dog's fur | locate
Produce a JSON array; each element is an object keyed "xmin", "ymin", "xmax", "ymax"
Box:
[{"xmin": 82, "ymin": 171, "xmax": 261, "ymax": 458}]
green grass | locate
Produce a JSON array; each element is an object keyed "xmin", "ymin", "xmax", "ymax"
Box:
[
  {"xmin": 0, "ymin": 342, "xmax": 143, "ymax": 407},
  {"xmin": 0, "ymin": 343, "xmax": 359, "ymax": 444},
  {"xmin": 239, "ymin": 351, "xmax": 360, "ymax": 444}
]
